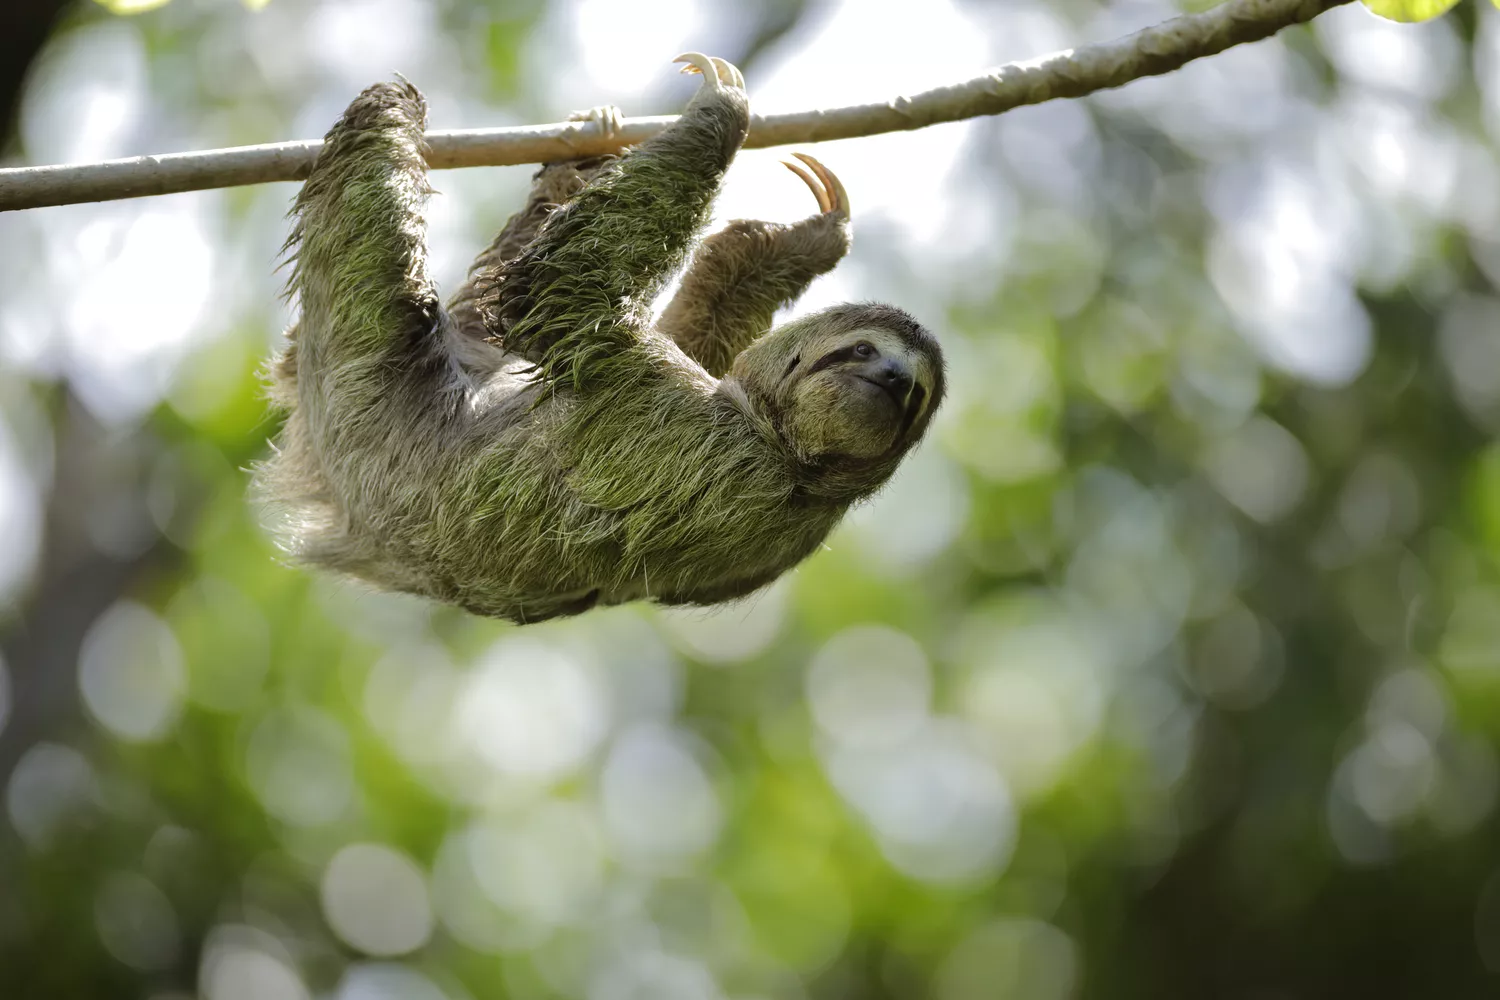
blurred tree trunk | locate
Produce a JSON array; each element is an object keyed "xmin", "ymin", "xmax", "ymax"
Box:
[
  {"xmin": 0, "ymin": 397, "xmax": 173, "ymax": 781},
  {"xmin": 0, "ymin": 0, "xmax": 75, "ymax": 141},
  {"xmin": 0, "ymin": 3, "xmax": 174, "ymax": 789}
]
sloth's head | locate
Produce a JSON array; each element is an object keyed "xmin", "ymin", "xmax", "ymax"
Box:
[{"xmin": 730, "ymin": 303, "xmax": 944, "ymax": 475}]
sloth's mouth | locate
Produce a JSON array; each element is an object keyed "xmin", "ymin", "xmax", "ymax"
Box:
[
  {"xmin": 855, "ymin": 376, "xmax": 927, "ymax": 444},
  {"xmin": 855, "ymin": 374, "xmax": 907, "ymax": 410}
]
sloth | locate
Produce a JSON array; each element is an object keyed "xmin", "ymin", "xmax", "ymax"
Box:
[{"xmin": 255, "ymin": 54, "xmax": 945, "ymax": 623}]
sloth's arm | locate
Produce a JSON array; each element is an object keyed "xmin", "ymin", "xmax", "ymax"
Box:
[
  {"xmin": 658, "ymin": 154, "xmax": 850, "ymax": 378},
  {"xmin": 495, "ymin": 55, "xmax": 749, "ymax": 387},
  {"xmin": 282, "ymin": 79, "xmax": 447, "ymax": 420},
  {"xmin": 447, "ymin": 156, "xmax": 616, "ymax": 343}
]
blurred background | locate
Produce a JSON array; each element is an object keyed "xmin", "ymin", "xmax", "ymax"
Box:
[{"xmin": 1, "ymin": 0, "xmax": 1498, "ymax": 997}]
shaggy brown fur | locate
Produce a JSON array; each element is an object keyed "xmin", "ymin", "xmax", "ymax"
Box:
[{"xmin": 256, "ymin": 57, "xmax": 944, "ymax": 623}]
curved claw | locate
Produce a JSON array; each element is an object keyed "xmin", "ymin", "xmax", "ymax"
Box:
[
  {"xmin": 672, "ymin": 52, "xmax": 745, "ymax": 90},
  {"xmin": 718, "ymin": 57, "xmax": 745, "ymax": 90},
  {"xmin": 781, "ymin": 152, "xmax": 849, "ymax": 217},
  {"xmin": 781, "ymin": 159, "xmax": 829, "ymax": 213}
]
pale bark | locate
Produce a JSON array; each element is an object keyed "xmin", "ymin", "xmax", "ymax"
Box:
[{"xmin": 0, "ymin": 0, "xmax": 1352, "ymax": 212}]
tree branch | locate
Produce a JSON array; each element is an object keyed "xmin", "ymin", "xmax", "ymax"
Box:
[{"xmin": 0, "ymin": 0, "xmax": 1351, "ymax": 213}]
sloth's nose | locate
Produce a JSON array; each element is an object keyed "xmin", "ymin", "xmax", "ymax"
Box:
[{"xmin": 870, "ymin": 359, "xmax": 913, "ymax": 396}]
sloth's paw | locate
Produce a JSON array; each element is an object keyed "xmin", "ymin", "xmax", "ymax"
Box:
[
  {"xmin": 781, "ymin": 152, "xmax": 849, "ymax": 219},
  {"xmin": 567, "ymin": 105, "xmax": 624, "ymax": 139},
  {"xmin": 672, "ymin": 52, "xmax": 745, "ymax": 92}
]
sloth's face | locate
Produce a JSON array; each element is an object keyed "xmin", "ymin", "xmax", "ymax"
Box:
[{"xmin": 779, "ymin": 326, "xmax": 940, "ymax": 461}]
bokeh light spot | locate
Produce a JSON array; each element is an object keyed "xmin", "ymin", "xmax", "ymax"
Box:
[
  {"xmin": 94, "ymin": 872, "xmax": 181, "ymax": 971},
  {"xmin": 587, "ymin": 949, "xmax": 720, "ymax": 1000},
  {"xmin": 243, "ymin": 708, "xmax": 353, "ymax": 827},
  {"xmin": 825, "ymin": 720, "xmax": 1016, "ymax": 883},
  {"xmin": 78, "ymin": 600, "xmax": 186, "ymax": 742},
  {"xmin": 0, "ymin": 416, "xmax": 42, "ymax": 605},
  {"xmin": 321, "ymin": 843, "xmax": 435, "ymax": 956},
  {"xmin": 658, "ymin": 581, "xmax": 788, "ymax": 664},
  {"xmin": 335, "ymin": 963, "xmax": 450, "ymax": 1000},
  {"xmin": 1200, "ymin": 416, "xmax": 1311, "ymax": 524},
  {"xmin": 601, "ymin": 725, "xmax": 722, "ymax": 870},
  {"xmin": 459, "ymin": 637, "xmax": 608, "ymax": 780},
  {"xmin": 199, "ymin": 927, "xmax": 309, "ymax": 1000},
  {"xmin": 807, "ymin": 624, "xmax": 931, "ymax": 749},
  {"xmin": 468, "ymin": 799, "xmax": 605, "ymax": 929},
  {"xmin": 6, "ymin": 742, "xmax": 99, "ymax": 848},
  {"xmin": 936, "ymin": 919, "xmax": 1077, "ymax": 1000}
]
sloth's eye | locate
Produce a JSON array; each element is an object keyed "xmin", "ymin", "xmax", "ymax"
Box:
[{"xmin": 853, "ymin": 343, "xmax": 876, "ymax": 359}]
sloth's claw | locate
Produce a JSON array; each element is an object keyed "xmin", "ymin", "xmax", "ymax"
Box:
[
  {"xmin": 672, "ymin": 52, "xmax": 744, "ymax": 91},
  {"xmin": 673, "ymin": 52, "xmax": 717, "ymax": 88},
  {"xmin": 718, "ymin": 57, "xmax": 745, "ymax": 89},
  {"xmin": 567, "ymin": 105, "xmax": 624, "ymax": 138},
  {"xmin": 781, "ymin": 159, "xmax": 828, "ymax": 213},
  {"xmin": 781, "ymin": 152, "xmax": 849, "ymax": 217}
]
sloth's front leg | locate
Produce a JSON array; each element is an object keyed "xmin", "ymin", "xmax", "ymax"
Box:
[
  {"xmin": 491, "ymin": 53, "xmax": 749, "ymax": 380},
  {"xmin": 657, "ymin": 153, "xmax": 852, "ymax": 377}
]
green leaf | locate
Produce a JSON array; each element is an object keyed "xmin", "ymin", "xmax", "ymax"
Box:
[
  {"xmin": 1360, "ymin": 0, "xmax": 1461, "ymax": 22},
  {"xmin": 93, "ymin": 0, "xmax": 173, "ymax": 12}
]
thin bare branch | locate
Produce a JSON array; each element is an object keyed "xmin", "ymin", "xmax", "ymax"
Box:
[{"xmin": 0, "ymin": 0, "xmax": 1351, "ymax": 213}]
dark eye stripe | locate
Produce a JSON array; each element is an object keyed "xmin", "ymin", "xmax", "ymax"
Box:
[{"xmin": 804, "ymin": 344, "xmax": 860, "ymax": 377}]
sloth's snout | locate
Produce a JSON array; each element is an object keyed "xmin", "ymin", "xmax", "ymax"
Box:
[{"xmin": 858, "ymin": 357, "xmax": 914, "ymax": 405}]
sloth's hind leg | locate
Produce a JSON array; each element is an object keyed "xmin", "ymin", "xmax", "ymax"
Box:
[{"xmin": 448, "ymin": 156, "xmax": 616, "ymax": 345}]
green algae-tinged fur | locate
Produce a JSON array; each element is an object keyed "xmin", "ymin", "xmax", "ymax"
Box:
[{"xmin": 255, "ymin": 59, "xmax": 944, "ymax": 623}]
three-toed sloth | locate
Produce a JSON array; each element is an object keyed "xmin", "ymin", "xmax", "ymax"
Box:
[{"xmin": 256, "ymin": 54, "xmax": 945, "ymax": 623}]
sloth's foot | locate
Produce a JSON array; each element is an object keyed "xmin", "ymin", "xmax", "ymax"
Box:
[
  {"xmin": 781, "ymin": 152, "xmax": 849, "ymax": 218},
  {"xmin": 567, "ymin": 105, "xmax": 624, "ymax": 138},
  {"xmin": 672, "ymin": 52, "xmax": 745, "ymax": 91}
]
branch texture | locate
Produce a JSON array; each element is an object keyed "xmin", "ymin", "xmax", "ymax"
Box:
[{"xmin": 0, "ymin": 0, "xmax": 1351, "ymax": 212}]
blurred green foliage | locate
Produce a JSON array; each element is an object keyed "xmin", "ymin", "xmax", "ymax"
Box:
[
  {"xmin": 4, "ymin": 1, "xmax": 1500, "ymax": 999},
  {"xmin": 1363, "ymin": 0, "xmax": 1463, "ymax": 23}
]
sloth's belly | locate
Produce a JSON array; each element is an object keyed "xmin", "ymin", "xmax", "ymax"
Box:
[
  {"xmin": 567, "ymin": 506, "xmax": 838, "ymax": 614},
  {"xmin": 440, "ymin": 481, "xmax": 842, "ymax": 623}
]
